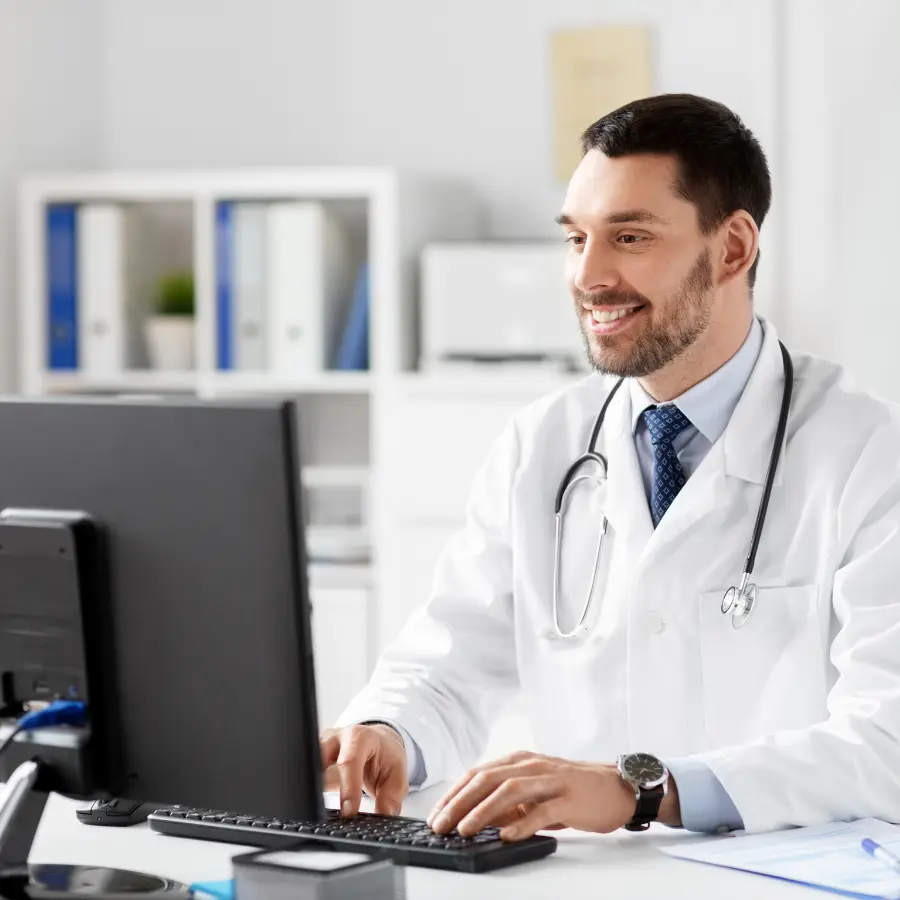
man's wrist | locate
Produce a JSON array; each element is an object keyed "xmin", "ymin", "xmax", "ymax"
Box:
[
  {"xmin": 657, "ymin": 774, "xmax": 681, "ymax": 827},
  {"xmin": 360, "ymin": 720, "xmax": 405, "ymax": 751}
]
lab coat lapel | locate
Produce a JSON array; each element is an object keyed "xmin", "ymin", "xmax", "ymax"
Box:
[
  {"xmin": 593, "ymin": 381, "xmax": 655, "ymax": 554},
  {"xmin": 722, "ymin": 317, "xmax": 788, "ymax": 488}
]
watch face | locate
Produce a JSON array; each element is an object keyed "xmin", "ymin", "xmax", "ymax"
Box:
[{"xmin": 623, "ymin": 753, "xmax": 666, "ymax": 786}]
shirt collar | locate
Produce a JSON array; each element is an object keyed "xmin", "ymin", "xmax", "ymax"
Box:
[{"xmin": 629, "ymin": 316, "xmax": 764, "ymax": 443}]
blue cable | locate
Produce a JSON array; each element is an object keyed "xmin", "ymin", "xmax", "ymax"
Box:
[
  {"xmin": 17, "ymin": 700, "xmax": 87, "ymax": 731},
  {"xmin": 0, "ymin": 699, "xmax": 88, "ymax": 759}
]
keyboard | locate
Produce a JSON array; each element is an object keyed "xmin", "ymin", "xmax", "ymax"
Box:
[{"xmin": 148, "ymin": 806, "xmax": 557, "ymax": 873}]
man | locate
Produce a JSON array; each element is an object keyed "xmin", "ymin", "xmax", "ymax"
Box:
[{"xmin": 321, "ymin": 94, "xmax": 900, "ymax": 840}]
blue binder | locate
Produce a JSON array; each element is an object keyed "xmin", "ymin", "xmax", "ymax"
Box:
[
  {"xmin": 215, "ymin": 202, "xmax": 234, "ymax": 370},
  {"xmin": 334, "ymin": 262, "xmax": 369, "ymax": 371},
  {"xmin": 46, "ymin": 205, "xmax": 78, "ymax": 370}
]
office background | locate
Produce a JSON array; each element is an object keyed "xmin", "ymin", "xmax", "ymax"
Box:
[{"xmin": 0, "ymin": 0, "xmax": 896, "ymax": 743}]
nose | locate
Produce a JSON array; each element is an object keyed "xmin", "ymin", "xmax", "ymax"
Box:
[{"xmin": 571, "ymin": 241, "xmax": 619, "ymax": 295}]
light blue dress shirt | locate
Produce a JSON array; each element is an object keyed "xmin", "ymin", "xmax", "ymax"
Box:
[{"xmin": 376, "ymin": 317, "xmax": 764, "ymax": 834}]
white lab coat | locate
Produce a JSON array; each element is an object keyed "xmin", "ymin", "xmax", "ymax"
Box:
[{"xmin": 338, "ymin": 318, "xmax": 900, "ymax": 833}]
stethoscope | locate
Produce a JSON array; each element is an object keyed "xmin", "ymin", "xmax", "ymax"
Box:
[{"xmin": 551, "ymin": 341, "xmax": 794, "ymax": 639}]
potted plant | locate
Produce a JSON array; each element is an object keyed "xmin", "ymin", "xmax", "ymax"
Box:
[{"xmin": 145, "ymin": 270, "xmax": 195, "ymax": 371}]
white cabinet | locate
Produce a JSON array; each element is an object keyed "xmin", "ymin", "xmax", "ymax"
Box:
[{"xmin": 374, "ymin": 377, "xmax": 580, "ymax": 652}]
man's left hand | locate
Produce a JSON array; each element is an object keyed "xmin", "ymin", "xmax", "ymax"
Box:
[{"xmin": 426, "ymin": 751, "xmax": 680, "ymax": 841}]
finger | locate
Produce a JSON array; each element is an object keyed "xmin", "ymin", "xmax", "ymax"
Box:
[
  {"xmin": 428, "ymin": 754, "xmax": 552, "ymax": 833},
  {"xmin": 320, "ymin": 732, "xmax": 340, "ymax": 772},
  {"xmin": 457, "ymin": 775, "xmax": 560, "ymax": 837},
  {"xmin": 323, "ymin": 765, "xmax": 341, "ymax": 793},
  {"xmin": 432, "ymin": 766, "xmax": 542, "ymax": 834},
  {"xmin": 427, "ymin": 755, "xmax": 542, "ymax": 826},
  {"xmin": 500, "ymin": 800, "xmax": 566, "ymax": 842},
  {"xmin": 371, "ymin": 759, "xmax": 409, "ymax": 817},
  {"xmin": 482, "ymin": 802, "xmax": 535, "ymax": 828},
  {"xmin": 427, "ymin": 767, "xmax": 482, "ymax": 826},
  {"xmin": 336, "ymin": 728, "xmax": 376, "ymax": 817},
  {"xmin": 429, "ymin": 766, "xmax": 515, "ymax": 832}
]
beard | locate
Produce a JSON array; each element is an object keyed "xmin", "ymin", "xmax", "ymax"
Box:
[{"xmin": 576, "ymin": 249, "xmax": 714, "ymax": 378}]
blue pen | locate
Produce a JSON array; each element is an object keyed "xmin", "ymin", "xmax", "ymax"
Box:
[{"xmin": 861, "ymin": 838, "xmax": 900, "ymax": 876}]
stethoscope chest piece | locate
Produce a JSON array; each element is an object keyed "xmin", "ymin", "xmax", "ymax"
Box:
[{"xmin": 721, "ymin": 579, "xmax": 757, "ymax": 629}]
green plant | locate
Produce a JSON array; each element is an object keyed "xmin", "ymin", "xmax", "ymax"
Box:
[{"xmin": 155, "ymin": 270, "xmax": 195, "ymax": 316}]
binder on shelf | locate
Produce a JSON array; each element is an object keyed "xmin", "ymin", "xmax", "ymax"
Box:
[
  {"xmin": 46, "ymin": 204, "xmax": 79, "ymax": 370},
  {"xmin": 77, "ymin": 204, "xmax": 127, "ymax": 377},
  {"xmin": 215, "ymin": 201, "xmax": 234, "ymax": 370},
  {"xmin": 334, "ymin": 262, "xmax": 369, "ymax": 371},
  {"xmin": 266, "ymin": 201, "xmax": 347, "ymax": 376},
  {"xmin": 233, "ymin": 203, "xmax": 268, "ymax": 370}
]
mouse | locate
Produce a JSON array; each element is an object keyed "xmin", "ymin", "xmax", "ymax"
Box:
[{"xmin": 75, "ymin": 797, "xmax": 169, "ymax": 827}]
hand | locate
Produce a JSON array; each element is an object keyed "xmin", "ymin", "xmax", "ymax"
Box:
[
  {"xmin": 320, "ymin": 723, "xmax": 409, "ymax": 818},
  {"xmin": 426, "ymin": 751, "xmax": 678, "ymax": 841}
]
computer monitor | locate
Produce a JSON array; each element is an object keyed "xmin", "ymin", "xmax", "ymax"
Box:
[{"xmin": 0, "ymin": 395, "xmax": 324, "ymax": 823}]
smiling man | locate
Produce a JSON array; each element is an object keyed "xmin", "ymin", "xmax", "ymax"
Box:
[{"xmin": 323, "ymin": 94, "xmax": 900, "ymax": 842}]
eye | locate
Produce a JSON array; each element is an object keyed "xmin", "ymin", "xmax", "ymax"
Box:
[
  {"xmin": 617, "ymin": 234, "xmax": 647, "ymax": 245},
  {"xmin": 565, "ymin": 234, "xmax": 586, "ymax": 247}
]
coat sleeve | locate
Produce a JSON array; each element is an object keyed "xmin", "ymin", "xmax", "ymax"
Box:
[
  {"xmin": 691, "ymin": 420, "xmax": 900, "ymax": 832},
  {"xmin": 335, "ymin": 418, "xmax": 522, "ymax": 788}
]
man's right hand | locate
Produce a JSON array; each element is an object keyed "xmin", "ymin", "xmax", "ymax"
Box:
[{"xmin": 320, "ymin": 723, "xmax": 409, "ymax": 818}]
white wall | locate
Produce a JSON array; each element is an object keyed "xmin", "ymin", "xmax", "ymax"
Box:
[
  {"xmin": 100, "ymin": 0, "xmax": 782, "ymax": 317},
  {"xmin": 0, "ymin": 0, "xmax": 105, "ymax": 391},
  {"xmin": 8, "ymin": 1, "xmax": 900, "ymax": 397},
  {"xmin": 827, "ymin": 0, "xmax": 900, "ymax": 401}
]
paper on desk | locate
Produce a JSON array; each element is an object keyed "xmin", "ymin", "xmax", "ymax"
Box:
[{"xmin": 662, "ymin": 818, "xmax": 900, "ymax": 899}]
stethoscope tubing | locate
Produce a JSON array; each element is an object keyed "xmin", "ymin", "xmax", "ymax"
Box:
[{"xmin": 552, "ymin": 341, "xmax": 793, "ymax": 637}]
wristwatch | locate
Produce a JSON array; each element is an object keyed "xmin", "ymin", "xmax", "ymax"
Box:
[{"xmin": 616, "ymin": 752, "xmax": 669, "ymax": 831}]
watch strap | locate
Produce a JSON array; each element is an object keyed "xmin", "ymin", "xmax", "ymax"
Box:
[{"xmin": 624, "ymin": 782, "xmax": 665, "ymax": 832}]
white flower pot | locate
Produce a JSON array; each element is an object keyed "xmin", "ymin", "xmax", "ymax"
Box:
[{"xmin": 145, "ymin": 316, "xmax": 196, "ymax": 371}]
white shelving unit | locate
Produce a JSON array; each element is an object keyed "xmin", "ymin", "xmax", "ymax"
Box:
[{"xmin": 17, "ymin": 166, "xmax": 488, "ymax": 723}]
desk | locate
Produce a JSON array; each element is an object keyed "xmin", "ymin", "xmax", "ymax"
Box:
[{"xmin": 28, "ymin": 789, "xmax": 813, "ymax": 898}]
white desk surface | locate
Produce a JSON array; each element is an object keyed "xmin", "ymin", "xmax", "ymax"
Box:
[{"xmin": 28, "ymin": 788, "xmax": 812, "ymax": 899}]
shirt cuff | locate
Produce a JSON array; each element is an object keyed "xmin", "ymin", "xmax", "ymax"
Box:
[
  {"xmin": 665, "ymin": 757, "xmax": 744, "ymax": 834},
  {"xmin": 360, "ymin": 719, "xmax": 428, "ymax": 789}
]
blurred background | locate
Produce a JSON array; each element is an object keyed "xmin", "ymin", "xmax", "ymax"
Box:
[{"xmin": 0, "ymin": 0, "xmax": 896, "ymax": 738}]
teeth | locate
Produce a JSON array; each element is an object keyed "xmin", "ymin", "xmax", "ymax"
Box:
[{"xmin": 591, "ymin": 307, "xmax": 639, "ymax": 323}]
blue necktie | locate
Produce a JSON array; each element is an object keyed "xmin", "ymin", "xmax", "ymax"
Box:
[{"xmin": 642, "ymin": 405, "xmax": 692, "ymax": 527}]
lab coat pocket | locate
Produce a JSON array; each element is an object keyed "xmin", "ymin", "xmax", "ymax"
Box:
[{"xmin": 698, "ymin": 585, "xmax": 826, "ymax": 749}]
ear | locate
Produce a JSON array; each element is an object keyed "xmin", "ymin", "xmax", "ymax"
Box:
[{"xmin": 718, "ymin": 211, "xmax": 759, "ymax": 286}]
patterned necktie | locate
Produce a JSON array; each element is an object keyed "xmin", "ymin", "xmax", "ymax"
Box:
[{"xmin": 642, "ymin": 405, "xmax": 692, "ymax": 527}]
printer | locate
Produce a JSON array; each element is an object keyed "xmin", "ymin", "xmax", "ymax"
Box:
[{"xmin": 419, "ymin": 242, "xmax": 588, "ymax": 371}]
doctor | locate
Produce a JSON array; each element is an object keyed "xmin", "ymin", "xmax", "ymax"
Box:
[{"xmin": 321, "ymin": 93, "xmax": 900, "ymax": 840}]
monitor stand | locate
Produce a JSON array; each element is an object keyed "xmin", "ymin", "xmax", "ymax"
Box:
[{"xmin": 0, "ymin": 760, "xmax": 190, "ymax": 898}]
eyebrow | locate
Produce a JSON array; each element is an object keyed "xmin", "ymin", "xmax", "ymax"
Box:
[{"xmin": 555, "ymin": 209, "xmax": 670, "ymax": 227}]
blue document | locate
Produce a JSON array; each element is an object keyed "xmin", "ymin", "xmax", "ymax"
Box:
[{"xmin": 662, "ymin": 818, "xmax": 900, "ymax": 899}]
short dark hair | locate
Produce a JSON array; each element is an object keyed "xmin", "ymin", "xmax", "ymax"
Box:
[{"xmin": 580, "ymin": 94, "xmax": 771, "ymax": 289}]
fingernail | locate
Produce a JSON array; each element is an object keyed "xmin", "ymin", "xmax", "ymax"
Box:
[{"xmin": 342, "ymin": 800, "xmax": 352, "ymax": 816}]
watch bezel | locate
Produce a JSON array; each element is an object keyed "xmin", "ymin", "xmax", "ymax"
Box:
[{"xmin": 617, "ymin": 752, "xmax": 669, "ymax": 790}]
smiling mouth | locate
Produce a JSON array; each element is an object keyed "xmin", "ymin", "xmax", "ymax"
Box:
[{"xmin": 585, "ymin": 305, "xmax": 645, "ymax": 324}]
